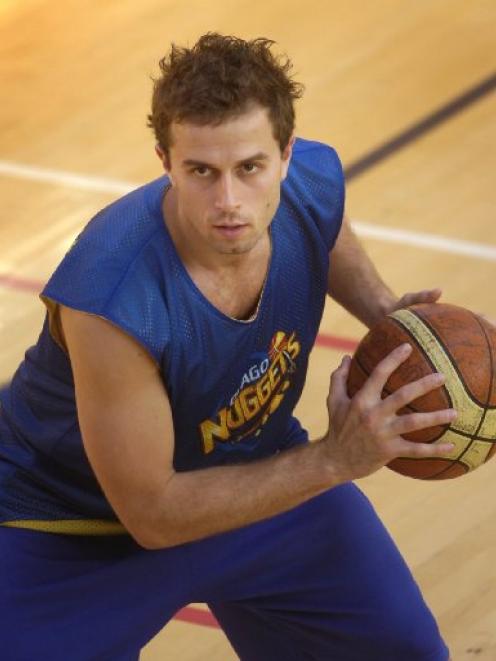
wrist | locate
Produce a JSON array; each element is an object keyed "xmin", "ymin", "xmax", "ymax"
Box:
[
  {"xmin": 310, "ymin": 436, "xmax": 349, "ymax": 487},
  {"xmin": 365, "ymin": 291, "xmax": 397, "ymax": 328}
]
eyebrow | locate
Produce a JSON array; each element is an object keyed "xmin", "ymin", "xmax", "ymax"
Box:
[{"xmin": 182, "ymin": 152, "xmax": 270, "ymax": 168}]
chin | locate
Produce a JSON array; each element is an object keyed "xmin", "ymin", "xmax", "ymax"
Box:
[
  {"xmin": 216, "ymin": 242, "xmax": 255, "ymax": 255},
  {"xmin": 212, "ymin": 232, "xmax": 263, "ymax": 255}
]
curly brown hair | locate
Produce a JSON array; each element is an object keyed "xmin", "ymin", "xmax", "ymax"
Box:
[{"xmin": 147, "ymin": 33, "xmax": 304, "ymax": 153}]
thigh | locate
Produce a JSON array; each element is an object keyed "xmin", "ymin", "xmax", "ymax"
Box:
[
  {"xmin": 0, "ymin": 528, "xmax": 192, "ymax": 661},
  {"xmin": 195, "ymin": 484, "xmax": 448, "ymax": 660}
]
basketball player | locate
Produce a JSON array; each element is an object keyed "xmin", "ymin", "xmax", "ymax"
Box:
[{"xmin": 0, "ymin": 34, "xmax": 456, "ymax": 660}]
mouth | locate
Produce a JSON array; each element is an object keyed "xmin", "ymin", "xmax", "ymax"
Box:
[{"xmin": 212, "ymin": 223, "xmax": 249, "ymax": 239}]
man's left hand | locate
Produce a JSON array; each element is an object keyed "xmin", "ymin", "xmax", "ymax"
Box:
[{"xmin": 390, "ymin": 287, "xmax": 442, "ymax": 314}]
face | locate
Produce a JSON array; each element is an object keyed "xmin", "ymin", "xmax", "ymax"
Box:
[{"xmin": 158, "ymin": 105, "xmax": 293, "ymax": 257}]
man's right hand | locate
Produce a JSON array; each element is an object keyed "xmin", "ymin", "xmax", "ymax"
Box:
[{"xmin": 322, "ymin": 344, "xmax": 457, "ymax": 482}]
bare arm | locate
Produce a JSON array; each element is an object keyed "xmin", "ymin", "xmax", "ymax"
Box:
[
  {"xmin": 60, "ymin": 306, "xmax": 456, "ymax": 550},
  {"xmin": 60, "ymin": 306, "xmax": 337, "ymax": 549},
  {"xmin": 328, "ymin": 216, "xmax": 442, "ymax": 327}
]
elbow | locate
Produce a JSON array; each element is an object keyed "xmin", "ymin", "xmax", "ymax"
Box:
[
  {"xmin": 134, "ymin": 536, "xmax": 168, "ymax": 551},
  {"xmin": 126, "ymin": 514, "xmax": 182, "ymax": 551},
  {"xmin": 115, "ymin": 486, "xmax": 183, "ymax": 550},
  {"xmin": 127, "ymin": 521, "xmax": 173, "ymax": 550}
]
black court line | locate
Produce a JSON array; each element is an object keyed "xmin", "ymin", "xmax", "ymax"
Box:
[{"xmin": 344, "ymin": 71, "xmax": 496, "ymax": 182}]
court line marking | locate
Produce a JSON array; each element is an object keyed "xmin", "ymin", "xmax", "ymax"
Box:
[
  {"xmin": 175, "ymin": 605, "xmax": 219, "ymax": 629},
  {"xmin": 344, "ymin": 71, "xmax": 496, "ymax": 180},
  {"xmin": 0, "ymin": 160, "xmax": 135, "ymax": 195},
  {"xmin": 0, "ymin": 274, "xmax": 46, "ymax": 292},
  {"xmin": 0, "ymin": 159, "xmax": 495, "ymax": 261},
  {"xmin": 352, "ymin": 221, "xmax": 496, "ymax": 261},
  {"xmin": 0, "ymin": 272, "xmax": 357, "ymax": 353}
]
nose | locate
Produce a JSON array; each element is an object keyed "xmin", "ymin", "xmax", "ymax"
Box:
[{"xmin": 214, "ymin": 173, "xmax": 240, "ymax": 215}]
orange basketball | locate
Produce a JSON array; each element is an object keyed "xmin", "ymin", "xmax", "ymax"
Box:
[{"xmin": 347, "ymin": 303, "xmax": 496, "ymax": 479}]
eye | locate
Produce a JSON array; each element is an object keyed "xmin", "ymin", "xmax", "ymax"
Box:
[
  {"xmin": 193, "ymin": 166, "xmax": 211, "ymax": 177},
  {"xmin": 241, "ymin": 162, "xmax": 259, "ymax": 174}
]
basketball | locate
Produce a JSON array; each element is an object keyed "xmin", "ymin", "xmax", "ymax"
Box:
[{"xmin": 347, "ymin": 303, "xmax": 496, "ymax": 479}]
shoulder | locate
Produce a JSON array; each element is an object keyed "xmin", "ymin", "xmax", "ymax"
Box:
[
  {"xmin": 289, "ymin": 137, "xmax": 343, "ymax": 184},
  {"xmin": 44, "ymin": 177, "xmax": 168, "ymax": 305},
  {"xmin": 70, "ymin": 176, "xmax": 167, "ymax": 264},
  {"xmin": 41, "ymin": 176, "xmax": 171, "ymax": 363},
  {"xmin": 282, "ymin": 138, "xmax": 345, "ymax": 251}
]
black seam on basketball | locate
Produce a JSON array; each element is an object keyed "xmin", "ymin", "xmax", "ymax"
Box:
[
  {"xmin": 354, "ymin": 328, "xmax": 454, "ymax": 441},
  {"xmin": 356, "ymin": 313, "xmax": 496, "ymax": 473},
  {"xmin": 389, "ymin": 458, "xmax": 469, "ymax": 479},
  {"xmin": 432, "ymin": 411, "xmax": 486, "ymax": 477},
  {"xmin": 427, "ymin": 311, "xmax": 494, "ymax": 478},
  {"xmin": 353, "ymin": 354, "xmax": 370, "ymax": 379},
  {"xmin": 389, "ymin": 316, "xmax": 453, "ymax": 409},
  {"xmin": 425, "ymin": 460, "xmax": 469, "ymax": 480},
  {"xmin": 416, "ymin": 426, "xmax": 451, "ymax": 444},
  {"xmin": 355, "ymin": 332, "xmax": 451, "ymax": 445},
  {"xmin": 410, "ymin": 308, "xmax": 495, "ymax": 409},
  {"xmin": 473, "ymin": 311, "xmax": 495, "ymax": 411},
  {"xmin": 354, "ymin": 351, "xmax": 434, "ymax": 416},
  {"xmin": 391, "ymin": 312, "xmax": 484, "ymax": 478},
  {"xmin": 445, "ymin": 313, "xmax": 496, "ymax": 472},
  {"xmin": 354, "ymin": 352, "xmax": 400, "ymax": 401},
  {"xmin": 447, "ymin": 427, "xmax": 496, "ymax": 442}
]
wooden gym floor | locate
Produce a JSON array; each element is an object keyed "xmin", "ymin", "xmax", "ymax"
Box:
[{"xmin": 0, "ymin": 1, "xmax": 495, "ymax": 658}]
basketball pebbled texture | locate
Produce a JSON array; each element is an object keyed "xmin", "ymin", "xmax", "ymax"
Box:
[{"xmin": 347, "ymin": 303, "xmax": 496, "ymax": 479}]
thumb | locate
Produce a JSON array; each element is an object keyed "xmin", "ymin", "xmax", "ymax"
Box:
[{"xmin": 328, "ymin": 355, "xmax": 352, "ymax": 414}]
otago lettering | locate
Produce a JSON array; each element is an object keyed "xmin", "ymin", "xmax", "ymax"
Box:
[
  {"xmin": 230, "ymin": 359, "xmax": 270, "ymax": 405},
  {"xmin": 200, "ymin": 333, "xmax": 301, "ymax": 454}
]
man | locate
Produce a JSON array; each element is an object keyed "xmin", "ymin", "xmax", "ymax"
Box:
[{"xmin": 0, "ymin": 34, "xmax": 456, "ymax": 659}]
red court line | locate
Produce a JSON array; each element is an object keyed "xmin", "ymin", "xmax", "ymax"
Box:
[
  {"xmin": 0, "ymin": 273, "xmax": 45, "ymax": 293},
  {"xmin": 315, "ymin": 333, "xmax": 358, "ymax": 352},
  {"xmin": 0, "ymin": 272, "xmax": 360, "ymax": 351},
  {"xmin": 175, "ymin": 606, "xmax": 220, "ymax": 629}
]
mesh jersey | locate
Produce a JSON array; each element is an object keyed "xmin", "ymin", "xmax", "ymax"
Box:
[{"xmin": 0, "ymin": 138, "xmax": 344, "ymax": 534}]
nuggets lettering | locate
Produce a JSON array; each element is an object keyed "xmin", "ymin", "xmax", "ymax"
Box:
[{"xmin": 199, "ymin": 331, "xmax": 301, "ymax": 453}]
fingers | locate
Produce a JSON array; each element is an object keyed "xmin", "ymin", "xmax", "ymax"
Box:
[
  {"xmin": 359, "ymin": 343, "xmax": 412, "ymax": 398},
  {"xmin": 391, "ymin": 436, "xmax": 455, "ymax": 460},
  {"xmin": 390, "ymin": 407, "xmax": 457, "ymax": 437},
  {"xmin": 397, "ymin": 288, "xmax": 442, "ymax": 308},
  {"xmin": 417, "ymin": 287, "xmax": 442, "ymax": 304},
  {"xmin": 380, "ymin": 371, "xmax": 447, "ymax": 415}
]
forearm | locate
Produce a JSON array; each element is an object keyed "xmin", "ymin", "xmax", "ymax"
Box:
[
  {"xmin": 141, "ymin": 440, "xmax": 339, "ymax": 549},
  {"xmin": 328, "ymin": 219, "xmax": 397, "ymax": 328}
]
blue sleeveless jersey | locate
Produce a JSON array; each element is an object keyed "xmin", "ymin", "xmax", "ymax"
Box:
[{"xmin": 0, "ymin": 138, "xmax": 344, "ymax": 534}]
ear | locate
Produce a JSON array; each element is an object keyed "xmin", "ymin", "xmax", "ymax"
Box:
[
  {"xmin": 155, "ymin": 144, "xmax": 171, "ymax": 171},
  {"xmin": 280, "ymin": 136, "xmax": 295, "ymax": 181}
]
